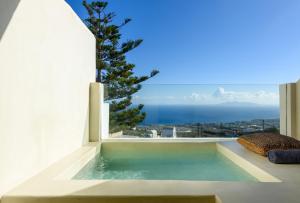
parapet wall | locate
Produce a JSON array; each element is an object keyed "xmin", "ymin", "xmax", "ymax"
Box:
[
  {"xmin": 0, "ymin": 0, "xmax": 95, "ymax": 195},
  {"xmin": 279, "ymin": 81, "xmax": 300, "ymax": 140}
]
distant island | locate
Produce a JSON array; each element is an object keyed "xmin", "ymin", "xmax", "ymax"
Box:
[{"xmin": 216, "ymin": 101, "xmax": 264, "ymax": 107}]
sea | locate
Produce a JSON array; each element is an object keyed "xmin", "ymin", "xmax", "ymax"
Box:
[{"xmin": 140, "ymin": 105, "xmax": 279, "ymax": 125}]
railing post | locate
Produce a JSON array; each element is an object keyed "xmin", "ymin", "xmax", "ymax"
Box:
[{"xmin": 280, "ymin": 84, "xmax": 287, "ymax": 135}]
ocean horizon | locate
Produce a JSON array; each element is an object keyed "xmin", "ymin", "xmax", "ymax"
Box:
[{"xmin": 140, "ymin": 104, "xmax": 279, "ymax": 125}]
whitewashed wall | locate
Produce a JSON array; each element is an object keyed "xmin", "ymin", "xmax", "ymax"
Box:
[
  {"xmin": 0, "ymin": 0, "xmax": 95, "ymax": 195},
  {"xmin": 280, "ymin": 81, "xmax": 300, "ymax": 140},
  {"xmin": 295, "ymin": 81, "xmax": 300, "ymax": 140}
]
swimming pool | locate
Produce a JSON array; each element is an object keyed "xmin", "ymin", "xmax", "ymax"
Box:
[{"xmin": 73, "ymin": 142, "xmax": 257, "ymax": 181}]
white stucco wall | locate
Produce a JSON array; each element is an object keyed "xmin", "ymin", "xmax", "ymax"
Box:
[
  {"xmin": 0, "ymin": 0, "xmax": 95, "ymax": 195},
  {"xmin": 295, "ymin": 80, "xmax": 300, "ymax": 140},
  {"xmin": 280, "ymin": 81, "xmax": 300, "ymax": 140}
]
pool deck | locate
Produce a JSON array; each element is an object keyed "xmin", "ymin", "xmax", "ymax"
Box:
[
  {"xmin": 220, "ymin": 141, "xmax": 300, "ymax": 182},
  {"xmin": 2, "ymin": 140, "xmax": 300, "ymax": 203}
]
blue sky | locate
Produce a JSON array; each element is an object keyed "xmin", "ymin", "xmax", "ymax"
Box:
[
  {"xmin": 67, "ymin": 0, "xmax": 300, "ymax": 85},
  {"xmin": 66, "ymin": 0, "xmax": 300, "ymax": 105}
]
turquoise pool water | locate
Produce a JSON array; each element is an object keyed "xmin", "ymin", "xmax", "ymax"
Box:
[{"xmin": 74, "ymin": 142, "xmax": 257, "ymax": 181}]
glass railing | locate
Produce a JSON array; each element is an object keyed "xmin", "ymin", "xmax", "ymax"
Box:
[{"xmin": 104, "ymin": 84, "xmax": 280, "ymax": 138}]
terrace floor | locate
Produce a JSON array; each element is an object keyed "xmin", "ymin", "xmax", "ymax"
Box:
[{"xmin": 2, "ymin": 140, "xmax": 300, "ymax": 203}]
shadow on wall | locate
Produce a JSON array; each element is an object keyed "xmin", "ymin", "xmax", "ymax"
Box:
[
  {"xmin": 82, "ymin": 106, "xmax": 90, "ymax": 145},
  {"xmin": 0, "ymin": 0, "xmax": 20, "ymax": 41}
]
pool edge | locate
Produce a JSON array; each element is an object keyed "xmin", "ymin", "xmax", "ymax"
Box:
[{"xmin": 216, "ymin": 143, "xmax": 281, "ymax": 182}]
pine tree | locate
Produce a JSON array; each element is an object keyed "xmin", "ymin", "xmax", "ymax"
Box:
[{"xmin": 83, "ymin": 0, "xmax": 159, "ymax": 133}]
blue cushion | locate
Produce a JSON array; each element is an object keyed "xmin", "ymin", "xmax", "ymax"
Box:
[{"xmin": 268, "ymin": 149, "xmax": 300, "ymax": 164}]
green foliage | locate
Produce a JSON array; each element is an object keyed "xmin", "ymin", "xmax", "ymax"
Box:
[{"xmin": 83, "ymin": 0, "xmax": 159, "ymax": 133}]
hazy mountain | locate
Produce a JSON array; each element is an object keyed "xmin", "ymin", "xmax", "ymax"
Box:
[{"xmin": 216, "ymin": 101, "xmax": 261, "ymax": 107}]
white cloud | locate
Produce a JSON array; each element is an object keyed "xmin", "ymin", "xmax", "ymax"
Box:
[
  {"xmin": 212, "ymin": 87, "xmax": 279, "ymax": 104},
  {"xmin": 133, "ymin": 87, "xmax": 279, "ymax": 105},
  {"xmin": 188, "ymin": 93, "xmax": 209, "ymax": 102},
  {"xmin": 186, "ymin": 87, "xmax": 279, "ymax": 105}
]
